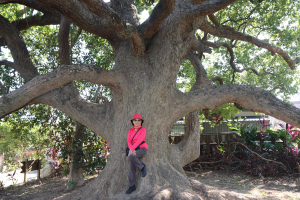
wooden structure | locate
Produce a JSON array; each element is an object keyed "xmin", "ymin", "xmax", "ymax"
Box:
[
  {"xmin": 169, "ymin": 121, "xmax": 299, "ymax": 152},
  {"xmin": 169, "ymin": 123, "xmax": 185, "ymax": 144},
  {"xmin": 201, "ymin": 120, "xmax": 269, "ymax": 134},
  {"xmin": 200, "ymin": 132, "xmax": 236, "ymax": 154},
  {"xmin": 20, "ymin": 159, "xmax": 41, "ymax": 183}
]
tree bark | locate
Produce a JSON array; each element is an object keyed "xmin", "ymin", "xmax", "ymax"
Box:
[
  {"xmin": 174, "ymin": 110, "xmax": 201, "ymax": 167},
  {"xmin": 68, "ymin": 122, "xmax": 85, "ymax": 187},
  {"xmin": 57, "ymin": 15, "xmax": 84, "ymax": 187},
  {"xmin": 1, "ymin": 0, "xmax": 300, "ymax": 199}
]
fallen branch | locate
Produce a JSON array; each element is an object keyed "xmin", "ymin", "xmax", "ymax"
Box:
[
  {"xmin": 185, "ymin": 171, "xmax": 201, "ymax": 178},
  {"xmin": 288, "ymin": 173, "xmax": 300, "ymax": 177},
  {"xmin": 198, "ymin": 160, "xmax": 225, "ymax": 165},
  {"xmin": 236, "ymin": 142, "xmax": 288, "ymax": 172},
  {"xmin": 187, "ymin": 159, "xmax": 225, "ymax": 166}
]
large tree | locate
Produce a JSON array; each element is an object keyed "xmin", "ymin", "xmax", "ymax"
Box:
[{"xmin": 1, "ymin": 0, "xmax": 300, "ymax": 199}]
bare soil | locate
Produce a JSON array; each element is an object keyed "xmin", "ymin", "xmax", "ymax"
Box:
[
  {"xmin": 1, "ymin": 170, "xmax": 300, "ymax": 200},
  {"xmin": 0, "ymin": 173, "xmax": 97, "ymax": 200},
  {"xmin": 187, "ymin": 169, "xmax": 300, "ymax": 200}
]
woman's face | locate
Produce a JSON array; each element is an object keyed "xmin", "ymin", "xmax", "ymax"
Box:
[{"xmin": 133, "ymin": 119, "xmax": 142, "ymax": 127}]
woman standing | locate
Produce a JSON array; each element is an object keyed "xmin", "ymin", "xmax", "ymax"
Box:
[{"xmin": 126, "ymin": 113, "xmax": 148, "ymax": 194}]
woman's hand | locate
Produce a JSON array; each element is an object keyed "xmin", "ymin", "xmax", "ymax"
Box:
[
  {"xmin": 128, "ymin": 149, "xmax": 133, "ymax": 156},
  {"xmin": 128, "ymin": 149, "xmax": 136, "ymax": 156}
]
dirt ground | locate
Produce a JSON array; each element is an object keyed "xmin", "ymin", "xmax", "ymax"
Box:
[
  {"xmin": 187, "ymin": 170, "xmax": 300, "ymax": 200},
  {"xmin": 0, "ymin": 173, "xmax": 97, "ymax": 200},
  {"xmin": 1, "ymin": 170, "xmax": 300, "ymax": 200}
]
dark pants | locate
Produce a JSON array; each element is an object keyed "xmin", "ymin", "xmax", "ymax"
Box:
[{"xmin": 128, "ymin": 148, "xmax": 147, "ymax": 186}]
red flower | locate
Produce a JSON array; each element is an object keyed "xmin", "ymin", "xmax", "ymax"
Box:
[{"xmin": 261, "ymin": 118, "xmax": 270, "ymax": 128}]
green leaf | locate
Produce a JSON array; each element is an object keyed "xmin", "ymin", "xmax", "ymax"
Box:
[
  {"xmin": 263, "ymin": 142, "xmax": 274, "ymax": 149},
  {"xmin": 279, "ymin": 130, "xmax": 287, "ymax": 138},
  {"xmin": 219, "ymin": 145, "xmax": 227, "ymax": 152},
  {"xmin": 274, "ymin": 144, "xmax": 284, "ymax": 151},
  {"xmin": 262, "ymin": 135, "xmax": 272, "ymax": 141}
]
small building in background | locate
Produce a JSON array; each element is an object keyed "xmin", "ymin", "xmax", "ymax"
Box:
[
  {"xmin": 169, "ymin": 121, "xmax": 185, "ymax": 144},
  {"xmin": 202, "ymin": 111, "xmax": 267, "ymax": 134},
  {"xmin": 169, "ymin": 111, "xmax": 269, "ymax": 144}
]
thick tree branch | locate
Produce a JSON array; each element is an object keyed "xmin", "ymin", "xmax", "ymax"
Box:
[
  {"xmin": 78, "ymin": 0, "xmax": 118, "ymax": 19},
  {"xmin": 184, "ymin": 0, "xmax": 237, "ymax": 22},
  {"xmin": 37, "ymin": 0, "xmax": 144, "ymax": 54},
  {"xmin": 191, "ymin": 39, "xmax": 212, "ymax": 54},
  {"xmin": 56, "ymin": 16, "xmax": 110, "ymax": 139},
  {"xmin": 0, "ymin": 0, "xmax": 60, "ymax": 14},
  {"xmin": 199, "ymin": 18, "xmax": 297, "ymax": 69},
  {"xmin": 78, "ymin": 0, "xmax": 130, "ymax": 38},
  {"xmin": 109, "ymin": 0, "xmax": 146, "ymax": 55},
  {"xmin": 208, "ymin": 14, "xmax": 219, "ymax": 26},
  {"xmin": 0, "ymin": 65, "xmax": 121, "ymax": 118},
  {"xmin": 139, "ymin": 0, "xmax": 175, "ymax": 39},
  {"xmin": 173, "ymin": 110, "xmax": 200, "ymax": 167},
  {"xmin": 31, "ymin": 83, "xmax": 113, "ymax": 141},
  {"xmin": 0, "ymin": 3, "xmax": 113, "ymax": 140},
  {"xmin": 12, "ymin": 12, "xmax": 61, "ymax": 31},
  {"xmin": 58, "ymin": 15, "xmax": 71, "ymax": 65},
  {"xmin": 32, "ymin": 15, "xmax": 112, "ymax": 139},
  {"xmin": 35, "ymin": 0, "xmax": 121, "ymax": 44},
  {"xmin": 184, "ymin": 50, "xmax": 211, "ymax": 91},
  {"xmin": 110, "ymin": 0, "xmax": 139, "ymax": 26},
  {"xmin": 173, "ymin": 50, "xmax": 212, "ymax": 166},
  {"xmin": 178, "ymin": 84, "xmax": 300, "ymax": 128},
  {"xmin": 126, "ymin": 24, "xmax": 145, "ymax": 55},
  {"xmin": 0, "ymin": 15, "xmax": 39, "ymax": 81}
]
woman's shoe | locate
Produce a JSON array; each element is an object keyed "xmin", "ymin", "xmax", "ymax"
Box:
[
  {"xmin": 141, "ymin": 163, "xmax": 147, "ymax": 177},
  {"xmin": 126, "ymin": 185, "xmax": 136, "ymax": 194}
]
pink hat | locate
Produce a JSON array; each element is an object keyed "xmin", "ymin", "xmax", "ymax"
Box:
[{"xmin": 131, "ymin": 113, "xmax": 143, "ymax": 120}]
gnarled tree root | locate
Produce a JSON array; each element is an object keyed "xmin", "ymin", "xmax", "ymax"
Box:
[{"xmin": 54, "ymin": 160, "xmax": 210, "ymax": 200}]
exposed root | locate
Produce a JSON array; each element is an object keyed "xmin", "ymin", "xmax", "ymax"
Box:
[
  {"xmin": 190, "ymin": 179, "xmax": 209, "ymax": 200},
  {"xmin": 53, "ymin": 159, "xmax": 209, "ymax": 200}
]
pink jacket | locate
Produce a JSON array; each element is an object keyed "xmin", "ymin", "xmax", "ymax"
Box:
[{"xmin": 127, "ymin": 127, "xmax": 148, "ymax": 150}]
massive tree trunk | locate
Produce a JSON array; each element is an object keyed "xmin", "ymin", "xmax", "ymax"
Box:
[{"xmin": 1, "ymin": 0, "xmax": 300, "ymax": 199}]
